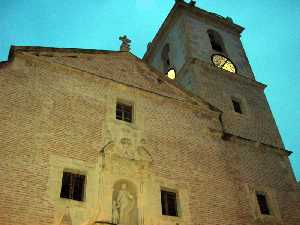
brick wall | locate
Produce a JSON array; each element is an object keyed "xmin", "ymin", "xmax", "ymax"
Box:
[
  {"xmin": 0, "ymin": 52, "xmax": 299, "ymax": 225},
  {"xmin": 188, "ymin": 60, "xmax": 284, "ymax": 149}
]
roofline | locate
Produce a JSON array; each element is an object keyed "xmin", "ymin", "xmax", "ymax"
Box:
[
  {"xmin": 10, "ymin": 45, "xmax": 121, "ymax": 55},
  {"xmin": 0, "ymin": 45, "xmax": 123, "ymax": 67},
  {"xmin": 143, "ymin": 0, "xmax": 244, "ymax": 61},
  {"xmin": 6, "ymin": 45, "xmax": 221, "ymax": 114}
]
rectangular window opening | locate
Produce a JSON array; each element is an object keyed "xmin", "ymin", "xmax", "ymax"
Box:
[
  {"xmin": 232, "ymin": 99, "xmax": 242, "ymax": 114},
  {"xmin": 256, "ymin": 192, "xmax": 270, "ymax": 215},
  {"xmin": 60, "ymin": 172, "xmax": 85, "ymax": 202},
  {"xmin": 116, "ymin": 102, "xmax": 133, "ymax": 123},
  {"xmin": 161, "ymin": 190, "xmax": 178, "ymax": 217}
]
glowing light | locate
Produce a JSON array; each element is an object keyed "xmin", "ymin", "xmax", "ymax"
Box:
[
  {"xmin": 167, "ymin": 69, "xmax": 176, "ymax": 79},
  {"xmin": 212, "ymin": 54, "xmax": 236, "ymax": 73}
]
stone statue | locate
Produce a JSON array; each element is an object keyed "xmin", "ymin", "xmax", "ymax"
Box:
[
  {"xmin": 112, "ymin": 200, "xmax": 119, "ymax": 224},
  {"xmin": 115, "ymin": 183, "xmax": 134, "ymax": 225}
]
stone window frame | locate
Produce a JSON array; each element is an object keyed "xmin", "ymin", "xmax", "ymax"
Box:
[
  {"xmin": 232, "ymin": 98, "xmax": 242, "ymax": 114},
  {"xmin": 255, "ymin": 191, "xmax": 272, "ymax": 216},
  {"xmin": 230, "ymin": 96, "xmax": 248, "ymax": 115},
  {"xmin": 116, "ymin": 99, "xmax": 135, "ymax": 124},
  {"xmin": 247, "ymin": 185, "xmax": 282, "ymax": 222},
  {"xmin": 160, "ymin": 187, "xmax": 181, "ymax": 217},
  {"xmin": 60, "ymin": 169, "xmax": 87, "ymax": 202}
]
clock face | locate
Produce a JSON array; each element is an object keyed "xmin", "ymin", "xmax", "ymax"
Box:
[{"xmin": 211, "ymin": 54, "xmax": 236, "ymax": 73}]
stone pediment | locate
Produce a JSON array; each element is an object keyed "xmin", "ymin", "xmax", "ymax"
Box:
[
  {"xmin": 102, "ymin": 138, "xmax": 152, "ymax": 163},
  {"xmin": 11, "ymin": 46, "xmax": 214, "ymax": 111}
]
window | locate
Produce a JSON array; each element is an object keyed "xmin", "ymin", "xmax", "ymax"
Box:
[
  {"xmin": 256, "ymin": 192, "xmax": 270, "ymax": 215},
  {"xmin": 116, "ymin": 102, "xmax": 133, "ymax": 123},
  {"xmin": 207, "ymin": 29, "xmax": 225, "ymax": 53},
  {"xmin": 161, "ymin": 190, "xmax": 178, "ymax": 216},
  {"xmin": 232, "ymin": 99, "xmax": 242, "ymax": 114},
  {"xmin": 60, "ymin": 172, "xmax": 85, "ymax": 201},
  {"xmin": 161, "ymin": 44, "xmax": 171, "ymax": 74}
]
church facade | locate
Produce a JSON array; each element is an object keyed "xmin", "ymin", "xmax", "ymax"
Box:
[{"xmin": 0, "ymin": 1, "xmax": 299, "ymax": 225}]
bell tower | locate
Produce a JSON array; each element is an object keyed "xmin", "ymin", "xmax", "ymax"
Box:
[{"xmin": 144, "ymin": 0, "xmax": 283, "ymax": 148}]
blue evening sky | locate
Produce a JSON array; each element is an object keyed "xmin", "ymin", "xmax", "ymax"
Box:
[{"xmin": 1, "ymin": 0, "xmax": 299, "ymax": 180}]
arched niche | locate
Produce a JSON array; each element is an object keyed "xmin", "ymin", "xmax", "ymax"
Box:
[{"xmin": 112, "ymin": 179, "xmax": 138, "ymax": 225}]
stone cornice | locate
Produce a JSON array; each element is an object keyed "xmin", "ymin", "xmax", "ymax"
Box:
[
  {"xmin": 11, "ymin": 45, "xmax": 120, "ymax": 56},
  {"xmin": 222, "ymin": 131, "xmax": 293, "ymax": 157},
  {"xmin": 192, "ymin": 57, "xmax": 267, "ymax": 90}
]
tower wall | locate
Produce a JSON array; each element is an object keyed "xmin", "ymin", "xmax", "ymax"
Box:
[
  {"xmin": 184, "ymin": 14, "xmax": 255, "ymax": 79},
  {"xmin": 182, "ymin": 61, "xmax": 284, "ymax": 148},
  {"xmin": 147, "ymin": 15, "xmax": 188, "ymax": 74}
]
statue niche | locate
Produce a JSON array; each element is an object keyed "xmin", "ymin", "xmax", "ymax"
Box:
[{"xmin": 112, "ymin": 180, "xmax": 138, "ymax": 225}]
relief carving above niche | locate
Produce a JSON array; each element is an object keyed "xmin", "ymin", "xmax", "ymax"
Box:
[{"xmin": 101, "ymin": 137, "xmax": 152, "ymax": 163}]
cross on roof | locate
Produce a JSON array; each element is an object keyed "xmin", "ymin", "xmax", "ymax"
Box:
[
  {"xmin": 189, "ymin": 0, "xmax": 196, "ymax": 6},
  {"xmin": 119, "ymin": 35, "xmax": 131, "ymax": 52}
]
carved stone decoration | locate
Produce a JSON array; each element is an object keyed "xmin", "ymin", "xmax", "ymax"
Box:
[
  {"xmin": 112, "ymin": 181, "xmax": 138, "ymax": 225},
  {"xmin": 135, "ymin": 146, "xmax": 152, "ymax": 162},
  {"xmin": 102, "ymin": 138, "xmax": 152, "ymax": 163},
  {"xmin": 120, "ymin": 138, "xmax": 134, "ymax": 159}
]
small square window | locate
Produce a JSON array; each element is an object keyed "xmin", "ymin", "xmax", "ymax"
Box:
[
  {"xmin": 232, "ymin": 99, "xmax": 242, "ymax": 114},
  {"xmin": 161, "ymin": 190, "xmax": 178, "ymax": 217},
  {"xmin": 60, "ymin": 172, "xmax": 85, "ymax": 201},
  {"xmin": 256, "ymin": 192, "xmax": 270, "ymax": 215},
  {"xmin": 116, "ymin": 102, "xmax": 133, "ymax": 123}
]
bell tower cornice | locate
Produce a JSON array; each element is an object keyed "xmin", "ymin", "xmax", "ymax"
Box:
[
  {"xmin": 177, "ymin": 57, "xmax": 266, "ymax": 91},
  {"xmin": 143, "ymin": 0, "xmax": 244, "ymax": 62}
]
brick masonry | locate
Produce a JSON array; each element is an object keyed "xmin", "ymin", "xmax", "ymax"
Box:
[
  {"xmin": 0, "ymin": 2, "xmax": 299, "ymax": 225},
  {"xmin": 0, "ymin": 48, "xmax": 299, "ymax": 225}
]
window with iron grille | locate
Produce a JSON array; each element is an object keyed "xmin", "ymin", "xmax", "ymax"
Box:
[
  {"xmin": 256, "ymin": 192, "xmax": 270, "ymax": 215},
  {"xmin": 116, "ymin": 102, "xmax": 133, "ymax": 123},
  {"xmin": 60, "ymin": 172, "xmax": 85, "ymax": 201},
  {"xmin": 161, "ymin": 190, "xmax": 178, "ymax": 217},
  {"xmin": 232, "ymin": 99, "xmax": 242, "ymax": 114}
]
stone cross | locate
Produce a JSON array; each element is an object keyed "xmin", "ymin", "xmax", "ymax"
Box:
[
  {"xmin": 119, "ymin": 35, "xmax": 131, "ymax": 52},
  {"xmin": 189, "ymin": 0, "xmax": 196, "ymax": 6}
]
